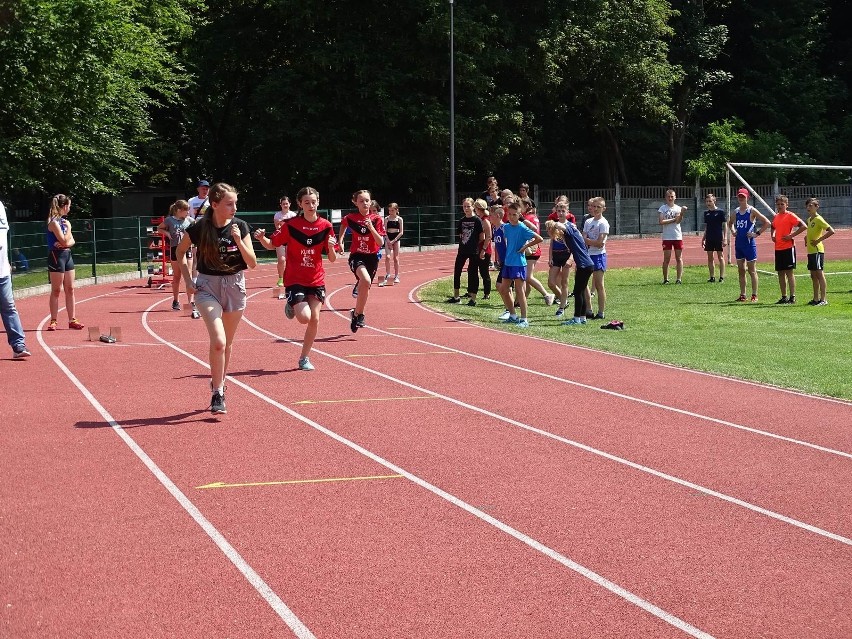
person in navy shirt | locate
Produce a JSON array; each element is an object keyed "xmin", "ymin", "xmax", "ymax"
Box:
[{"xmin": 702, "ymin": 193, "xmax": 728, "ymax": 283}]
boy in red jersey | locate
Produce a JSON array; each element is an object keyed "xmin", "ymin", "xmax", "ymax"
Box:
[
  {"xmin": 770, "ymin": 195, "xmax": 806, "ymax": 304},
  {"xmin": 255, "ymin": 187, "xmax": 337, "ymax": 370},
  {"xmin": 339, "ymin": 189, "xmax": 385, "ymax": 332}
]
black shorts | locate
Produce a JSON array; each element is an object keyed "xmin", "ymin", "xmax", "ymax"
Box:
[
  {"xmin": 47, "ymin": 248, "xmax": 74, "ymax": 273},
  {"xmin": 775, "ymin": 247, "xmax": 796, "ymax": 271},
  {"xmin": 704, "ymin": 238, "xmax": 723, "ymax": 252},
  {"xmin": 550, "ymin": 251, "xmax": 570, "ymax": 268},
  {"xmin": 170, "ymin": 246, "xmax": 192, "ymax": 261},
  {"xmin": 807, "ymin": 252, "xmax": 825, "ymax": 271},
  {"xmin": 285, "ymin": 284, "xmax": 326, "ymax": 305},
  {"xmin": 349, "ymin": 252, "xmax": 379, "ymax": 281}
]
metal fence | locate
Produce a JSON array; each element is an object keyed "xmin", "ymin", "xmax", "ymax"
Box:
[{"xmin": 8, "ymin": 183, "xmax": 851, "ymax": 285}]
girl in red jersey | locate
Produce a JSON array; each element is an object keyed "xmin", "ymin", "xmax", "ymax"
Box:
[
  {"xmin": 338, "ymin": 189, "xmax": 385, "ymax": 333},
  {"xmin": 255, "ymin": 187, "xmax": 337, "ymax": 371}
]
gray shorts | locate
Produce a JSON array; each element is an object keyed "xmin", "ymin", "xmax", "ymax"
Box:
[{"xmin": 194, "ymin": 271, "xmax": 247, "ymax": 312}]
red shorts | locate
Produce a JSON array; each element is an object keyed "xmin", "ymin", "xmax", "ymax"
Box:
[{"xmin": 662, "ymin": 240, "xmax": 684, "ymax": 251}]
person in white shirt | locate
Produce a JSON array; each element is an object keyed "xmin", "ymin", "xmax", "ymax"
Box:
[
  {"xmin": 272, "ymin": 196, "xmax": 297, "ymax": 287},
  {"xmin": 188, "ymin": 180, "xmax": 210, "ymax": 220},
  {"xmin": 0, "ymin": 201, "xmax": 31, "ymax": 358},
  {"xmin": 583, "ymin": 197, "xmax": 610, "ymax": 319},
  {"xmin": 658, "ymin": 188, "xmax": 687, "ymax": 284}
]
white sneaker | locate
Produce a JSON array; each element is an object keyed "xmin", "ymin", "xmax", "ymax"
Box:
[
  {"xmin": 378, "ymin": 275, "xmax": 390, "ymax": 287},
  {"xmin": 13, "ymin": 348, "xmax": 31, "ymax": 359},
  {"xmin": 545, "ymin": 293, "xmax": 556, "ymax": 306},
  {"xmin": 298, "ymin": 356, "xmax": 314, "ymax": 371},
  {"xmin": 498, "ymin": 310, "xmax": 511, "ymax": 321},
  {"xmin": 393, "ymin": 276, "xmax": 400, "ymax": 284}
]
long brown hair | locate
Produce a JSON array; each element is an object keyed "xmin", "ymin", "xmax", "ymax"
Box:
[
  {"xmin": 48, "ymin": 194, "xmax": 71, "ymax": 222},
  {"xmin": 196, "ymin": 183, "xmax": 237, "ymax": 269}
]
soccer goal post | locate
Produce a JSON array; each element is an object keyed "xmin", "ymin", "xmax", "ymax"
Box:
[{"xmin": 724, "ymin": 161, "xmax": 852, "ymax": 263}]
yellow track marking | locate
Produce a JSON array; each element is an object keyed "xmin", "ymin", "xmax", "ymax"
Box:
[{"xmin": 196, "ymin": 474, "xmax": 403, "ymax": 490}]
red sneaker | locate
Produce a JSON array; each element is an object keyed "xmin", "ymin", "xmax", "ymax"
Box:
[
  {"xmin": 750, "ymin": 294, "xmax": 758, "ymax": 303},
  {"xmin": 736, "ymin": 294, "xmax": 747, "ymax": 302},
  {"xmin": 47, "ymin": 319, "xmax": 58, "ymax": 331},
  {"xmin": 69, "ymin": 319, "xmax": 85, "ymax": 330}
]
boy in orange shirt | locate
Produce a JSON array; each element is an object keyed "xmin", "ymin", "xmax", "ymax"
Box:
[{"xmin": 770, "ymin": 195, "xmax": 806, "ymax": 304}]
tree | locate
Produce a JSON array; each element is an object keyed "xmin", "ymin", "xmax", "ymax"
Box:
[
  {"xmin": 0, "ymin": 0, "xmax": 198, "ymax": 203},
  {"xmin": 538, "ymin": 0, "xmax": 681, "ymax": 185}
]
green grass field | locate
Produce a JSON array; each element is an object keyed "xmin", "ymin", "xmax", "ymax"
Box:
[
  {"xmin": 10, "ymin": 263, "xmax": 142, "ymax": 290},
  {"xmin": 420, "ymin": 261, "xmax": 852, "ymax": 401}
]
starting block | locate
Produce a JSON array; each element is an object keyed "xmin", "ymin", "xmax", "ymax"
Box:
[{"xmin": 87, "ymin": 326, "xmax": 122, "ymax": 343}]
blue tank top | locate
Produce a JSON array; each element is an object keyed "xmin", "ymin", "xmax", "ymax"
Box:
[
  {"xmin": 734, "ymin": 208, "xmax": 755, "ymax": 246},
  {"xmin": 493, "ymin": 224, "xmax": 507, "ymax": 263},
  {"xmin": 46, "ymin": 218, "xmax": 68, "ymax": 250}
]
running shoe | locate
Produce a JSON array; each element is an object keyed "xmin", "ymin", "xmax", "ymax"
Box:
[
  {"xmin": 816, "ymin": 300, "xmax": 828, "ymax": 306},
  {"xmin": 350, "ymin": 309, "xmax": 359, "ymax": 333},
  {"xmin": 719, "ymin": 277, "xmax": 724, "ymax": 282},
  {"xmin": 356, "ymin": 313, "xmax": 366, "ymax": 328},
  {"xmin": 662, "ymin": 279, "xmax": 670, "ymax": 285},
  {"xmin": 446, "ymin": 296, "xmax": 461, "ymax": 303},
  {"xmin": 393, "ymin": 276, "xmax": 400, "ymax": 284},
  {"xmin": 378, "ymin": 275, "xmax": 390, "ymax": 287},
  {"xmin": 69, "ymin": 319, "xmax": 85, "ymax": 330},
  {"xmin": 545, "ymin": 294, "xmax": 556, "ymax": 306},
  {"xmin": 736, "ymin": 294, "xmax": 747, "ymax": 302},
  {"xmin": 707, "ymin": 277, "xmax": 716, "ymax": 283},
  {"xmin": 562, "ymin": 317, "xmax": 587, "ymax": 325},
  {"xmin": 191, "ymin": 309, "xmax": 201, "ymax": 319},
  {"xmin": 807, "ymin": 299, "xmax": 819, "ymax": 306},
  {"xmin": 750, "ymin": 294, "xmax": 758, "ymax": 303},
  {"xmin": 788, "ymin": 295, "xmax": 796, "ymax": 304},
  {"xmin": 171, "ymin": 300, "xmax": 181, "ymax": 311},
  {"xmin": 47, "ymin": 319, "xmax": 58, "ymax": 331},
  {"xmin": 498, "ymin": 310, "xmax": 511, "ymax": 321},
  {"xmin": 675, "ymin": 279, "xmax": 682, "ymax": 284},
  {"xmin": 13, "ymin": 348, "xmax": 31, "ymax": 359},
  {"xmin": 352, "ymin": 283, "xmax": 359, "ymax": 298},
  {"xmin": 594, "ymin": 313, "xmax": 605, "ymax": 320},
  {"xmin": 585, "ymin": 311, "xmax": 595, "ymax": 320},
  {"xmin": 555, "ymin": 307, "xmax": 565, "ymax": 317},
  {"xmin": 516, "ymin": 319, "xmax": 529, "ymax": 328},
  {"xmin": 776, "ymin": 296, "xmax": 789, "ymax": 304},
  {"xmin": 210, "ymin": 391, "xmax": 226, "ymax": 414},
  {"xmin": 298, "ymin": 356, "xmax": 315, "ymax": 371},
  {"xmin": 284, "ymin": 302, "xmax": 295, "ymax": 319},
  {"xmin": 467, "ymin": 298, "xmax": 476, "ymax": 307}
]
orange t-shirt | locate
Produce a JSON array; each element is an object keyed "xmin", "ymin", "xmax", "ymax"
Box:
[{"xmin": 772, "ymin": 212, "xmax": 802, "ymax": 250}]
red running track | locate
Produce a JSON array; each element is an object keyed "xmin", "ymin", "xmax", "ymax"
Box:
[{"xmin": 2, "ymin": 233, "xmax": 851, "ymax": 638}]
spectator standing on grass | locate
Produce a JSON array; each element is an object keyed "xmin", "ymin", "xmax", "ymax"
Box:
[
  {"xmin": 157, "ymin": 199, "xmax": 200, "ymax": 319},
  {"xmin": 446, "ymin": 197, "xmax": 484, "ymax": 306},
  {"xmin": 546, "ymin": 201, "xmax": 573, "ymax": 317},
  {"xmin": 338, "ymin": 189, "xmax": 385, "ymax": 333},
  {"xmin": 730, "ymin": 188, "xmax": 770, "ymax": 303},
  {"xmin": 272, "ymin": 196, "xmax": 297, "ymax": 288},
  {"xmin": 473, "ymin": 199, "xmax": 492, "ymax": 300},
  {"xmin": 804, "ymin": 197, "xmax": 835, "ymax": 306},
  {"xmin": 520, "ymin": 196, "xmax": 555, "ymax": 307},
  {"xmin": 254, "ymin": 187, "xmax": 337, "ymax": 371},
  {"xmin": 497, "ymin": 200, "xmax": 542, "ymax": 328},
  {"xmin": 583, "ymin": 196, "xmax": 609, "ymax": 320},
  {"xmin": 0, "ymin": 200, "xmax": 31, "ymax": 358},
  {"xmin": 770, "ymin": 195, "xmax": 807, "ymax": 305},
  {"xmin": 45, "ymin": 194, "xmax": 83, "ymax": 332},
  {"xmin": 659, "ymin": 188, "xmax": 686, "ymax": 284},
  {"xmin": 702, "ymin": 193, "xmax": 728, "ymax": 283},
  {"xmin": 550, "ymin": 217, "xmax": 594, "ymax": 326},
  {"xmin": 179, "ymin": 183, "xmax": 257, "ymax": 415}
]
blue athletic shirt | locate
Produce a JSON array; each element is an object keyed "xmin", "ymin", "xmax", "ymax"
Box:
[
  {"xmin": 562, "ymin": 222, "xmax": 594, "ymax": 270},
  {"xmin": 734, "ymin": 208, "xmax": 756, "ymax": 247},
  {"xmin": 502, "ymin": 223, "xmax": 535, "ymax": 267},
  {"xmin": 493, "ymin": 223, "xmax": 507, "ymax": 265}
]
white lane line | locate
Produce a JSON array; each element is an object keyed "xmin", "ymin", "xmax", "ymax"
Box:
[
  {"xmin": 35, "ymin": 301, "xmax": 316, "ymax": 639},
  {"xmin": 407, "ymin": 273, "xmax": 852, "ymax": 408},
  {"xmin": 145, "ymin": 301, "xmax": 714, "ymax": 639},
  {"xmin": 243, "ymin": 302, "xmax": 852, "ymax": 548},
  {"xmin": 330, "ymin": 280, "xmax": 852, "ymax": 460}
]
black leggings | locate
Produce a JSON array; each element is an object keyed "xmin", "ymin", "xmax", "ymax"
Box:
[
  {"xmin": 453, "ymin": 253, "xmax": 481, "ymax": 295},
  {"xmin": 573, "ymin": 267, "xmax": 593, "ymax": 318},
  {"xmin": 477, "ymin": 253, "xmax": 492, "ymax": 296}
]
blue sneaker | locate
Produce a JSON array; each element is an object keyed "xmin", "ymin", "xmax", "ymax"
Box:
[
  {"xmin": 555, "ymin": 307, "xmax": 565, "ymax": 317},
  {"xmin": 562, "ymin": 317, "xmax": 587, "ymax": 325},
  {"xmin": 516, "ymin": 319, "xmax": 529, "ymax": 328}
]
